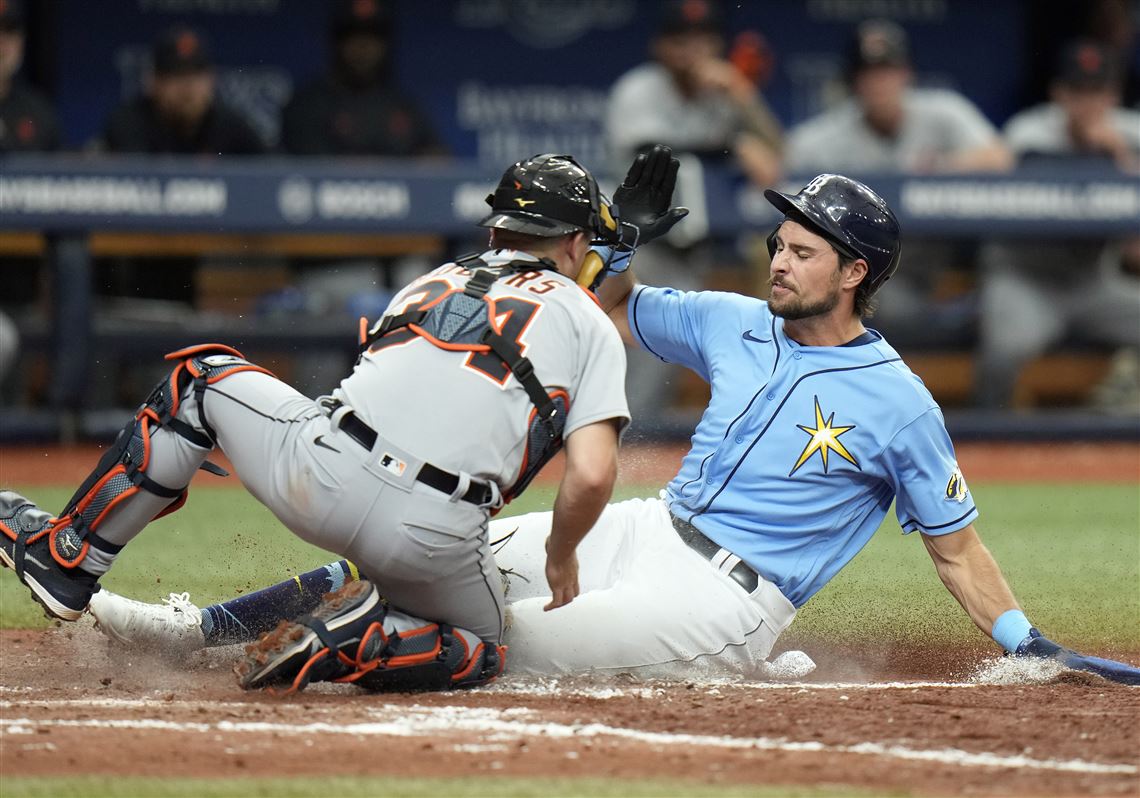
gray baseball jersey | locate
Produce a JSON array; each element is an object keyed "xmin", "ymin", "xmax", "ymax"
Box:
[
  {"xmin": 785, "ymin": 88, "xmax": 1000, "ymax": 173},
  {"xmin": 68, "ymin": 248, "xmax": 628, "ymax": 648},
  {"xmin": 336, "ymin": 249, "xmax": 630, "ymax": 491},
  {"xmin": 1002, "ymin": 103, "xmax": 1140, "ymax": 157},
  {"xmin": 606, "ymin": 63, "xmax": 745, "ymax": 171}
]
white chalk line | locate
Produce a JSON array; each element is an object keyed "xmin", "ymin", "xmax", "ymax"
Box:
[
  {"xmin": 0, "ymin": 678, "xmax": 1027, "ymax": 705},
  {"xmin": 0, "ymin": 704, "xmax": 1133, "ymax": 777}
]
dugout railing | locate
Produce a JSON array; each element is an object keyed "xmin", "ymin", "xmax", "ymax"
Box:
[{"xmin": 1, "ymin": 156, "xmax": 1138, "ymax": 441}]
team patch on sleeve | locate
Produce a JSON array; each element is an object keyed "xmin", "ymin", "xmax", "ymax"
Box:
[{"xmin": 944, "ymin": 466, "xmax": 969, "ymax": 503}]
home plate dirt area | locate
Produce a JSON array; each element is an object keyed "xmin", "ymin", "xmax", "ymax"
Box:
[{"xmin": 1, "ymin": 627, "xmax": 1137, "ymax": 796}]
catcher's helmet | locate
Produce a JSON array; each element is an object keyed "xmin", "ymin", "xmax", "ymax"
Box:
[
  {"xmin": 479, "ymin": 154, "xmax": 619, "ymax": 243},
  {"xmin": 764, "ymin": 174, "xmax": 901, "ymax": 297}
]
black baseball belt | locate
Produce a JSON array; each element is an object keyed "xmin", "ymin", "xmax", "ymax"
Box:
[
  {"xmin": 670, "ymin": 513, "xmax": 760, "ymax": 594},
  {"xmin": 326, "ymin": 400, "xmax": 495, "ymax": 507}
]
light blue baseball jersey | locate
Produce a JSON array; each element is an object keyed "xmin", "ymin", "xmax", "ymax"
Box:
[{"xmin": 629, "ymin": 285, "xmax": 978, "ymax": 607}]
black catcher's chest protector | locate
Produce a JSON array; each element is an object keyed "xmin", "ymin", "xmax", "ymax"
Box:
[{"xmin": 359, "ymin": 255, "xmax": 568, "ymax": 502}]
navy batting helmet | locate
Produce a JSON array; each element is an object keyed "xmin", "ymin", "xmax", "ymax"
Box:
[
  {"xmin": 764, "ymin": 174, "xmax": 901, "ymax": 297},
  {"xmin": 479, "ymin": 154, "xmax": 620, "ymax": 244}
]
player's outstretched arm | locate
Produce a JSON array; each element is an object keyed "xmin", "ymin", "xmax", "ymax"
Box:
[
  {"xmin": 923, "ymin": 524, "xmax": 1140, "ymax": 685},
  {"xmin": 543, "ymin": 419, "xmax": 620, "ymax": 611},
  {"xmin": 921, "ymin": 524, "xmax": 1019, "ymax": 636},
  {"xmin": 595, "ymin": 143, "xmax": 690, "ymax": 330}
]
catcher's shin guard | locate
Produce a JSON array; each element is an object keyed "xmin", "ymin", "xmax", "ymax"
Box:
[
  {"xmin": 47, "ymin": 344, "xmax": 272, "ymax": 571},
  {"xmin": 235, "ymin": 580, "xmax": 506, "ymax": 695}
]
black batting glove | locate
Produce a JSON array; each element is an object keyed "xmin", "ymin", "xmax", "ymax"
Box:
[
  {"xmin": 1015, "ymin": 628, "xmax": 1140, "ymax": 685},
  {"xmin": 612, "ymin": 144, "xmax": 689, "ymax": 250}
]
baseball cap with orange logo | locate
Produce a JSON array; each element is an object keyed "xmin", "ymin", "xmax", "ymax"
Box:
[
  {"xmin": 657, "ymin": 0, "xmax": 724, "ymax": 37},
  {"xmin": 1056, "ymin": 39, "xmax": 1121, "ymax": 89},
  {"xmin": 332, "ymin": 0, "xmax": 391, "ymax": 38},
  {"xmin": 152, "ymin": 25, "xmax": 214, "ymax": 75},
  {"xmin": 847, "ymin": 19, "xmax": 911, "ymax": 73}
]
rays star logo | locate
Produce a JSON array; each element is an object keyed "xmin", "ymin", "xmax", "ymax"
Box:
[{"xmin": 789, "ymin": 396, "xmax": 860, "ymax": 476}]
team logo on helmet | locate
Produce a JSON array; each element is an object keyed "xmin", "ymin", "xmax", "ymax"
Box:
[{"xmin": 789, "ymin": 396, "xmax": 861, "ymax": 476}]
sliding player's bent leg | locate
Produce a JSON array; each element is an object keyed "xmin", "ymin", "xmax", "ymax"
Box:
[
  {"xmin": 88, "ymin": 560, "xmax": 361, "ymax": 653},
  {"xmin": 201, "ymin": 559, "xmax": 362, "ymax": 645},
  {"xmin": 503, "ymin": 498, "xmax": 796, "ymax": 679}
]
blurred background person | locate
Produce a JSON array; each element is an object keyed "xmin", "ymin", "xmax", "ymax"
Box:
[
  {"xmin": 785, "ymin": 19, "xmax": 1012, "ymax": 347},
  {"xmin": 276, "ymin": 0, "xmax": 448, "ymax": 396},
  {"xmin": 0, "ymin": 0, "xmax": 59, "ymax": 406},
  {"xmin": 786, "ymin": 19, "xmax": 1010, "ymax": 175},
  {"xmin": 1021, "ymin": 0, "xmax": 1140, "ymax": 111},
  {"xmin": 605, "ymin": 0, "xmax": 783, "ymax": 429},
  {"xmin": 97, "ymin": 25, "xmax": 268, "ymax": 305},
  {"xmin": 280, "ymin": 0, "xmax": 444, "ymax": 158},
  {"xmin": 0, "ymin": 0, "xmax": 58, "ymax": 153},
  {"xmin": 93, "ymin": 26, "xmax": 269, "ymax": 405},
  {"xmin": 974, "ymin": 39, "xmax": 1140, "ymax": 412},
  {"xmin": 102, "ymin": 25, "xmax": 266, "ymax": 156}
]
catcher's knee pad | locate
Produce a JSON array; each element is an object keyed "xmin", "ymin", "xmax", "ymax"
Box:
[
  {"xmin": 236, "ymin": 580, "xmax": 505, "ymax": 695},
  {"xmin": 48, "ymin": 344, "xmax": 271, "ymax": 569},
  {"xmin": 148, "ymin": 343, "xmax": 274, "ymax": 446}
]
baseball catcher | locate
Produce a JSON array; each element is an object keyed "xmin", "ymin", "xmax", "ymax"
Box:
[{"xmin": 1, "ymin": 145, "xmax": 687, "ymax": 693}]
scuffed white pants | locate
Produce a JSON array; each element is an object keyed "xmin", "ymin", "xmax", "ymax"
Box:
[{"xmin": 493, "ymin": 497, "xmax": 796, "ymax": 679}]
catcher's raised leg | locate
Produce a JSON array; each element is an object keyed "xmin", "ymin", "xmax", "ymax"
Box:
[{"xmin": 0, "ymin": 344, "xmax": 270, "ymax": 620}]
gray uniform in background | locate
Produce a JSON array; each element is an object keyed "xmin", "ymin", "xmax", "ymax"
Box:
[
  {"xmin": 784, "ymin": 89, "xmax": 999, "ymax": 174},
  {"xmin": 606, "ymin": 64, "xmax": 769, "ymax": 424},
  {"xmin": 974, "ymin": 103, "xmax": 1140, "ymax": 408},
  {"xmin": 785, "ymin": 88, "xmax": 1002, "ymax": 343}
]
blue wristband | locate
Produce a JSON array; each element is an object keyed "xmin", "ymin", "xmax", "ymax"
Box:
[{"xmin": 992, "ymin": 609, "xmax": 1033, "ymax": 653}]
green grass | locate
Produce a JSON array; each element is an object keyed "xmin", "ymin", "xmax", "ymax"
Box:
[
  {"xmin": 2, "ymin": 482, "xmax": 1137, "ymax": 650},
  {"xmin": 0, "ymin": 776, "xmax": 891, "ymax": 798},
  {"xmin": 1, "ymin": 482, "xmax": 1129, "ymax": 798},
  {"xmin": 791, "ymin": 483, "xmax": 1140, "ymax": 650}
]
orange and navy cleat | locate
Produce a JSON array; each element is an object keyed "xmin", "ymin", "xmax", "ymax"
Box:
[{"xmin": 0, "ymin": 491, "xmax": 99, "ymax": 621}]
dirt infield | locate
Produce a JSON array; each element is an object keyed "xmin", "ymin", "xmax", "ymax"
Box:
[
  {"xmin": 3, "ymin": 443, "xmax": 1138, "ymax": 794},
  {"xmin": 2, "ymin": 627, "xmax": 1138, "ymax": 796}
]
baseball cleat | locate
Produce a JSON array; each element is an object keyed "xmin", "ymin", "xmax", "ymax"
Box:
[
  {"xmin": 233, "ymin": 579, "xmax": 383, "ymax": 693},
  {"xmin": 0, "ymin": 490, "xmax": 98, "ymax": 621},
  {"xmin": 88, "ymin": 588, "xmax": 205, "ymax": 655}
]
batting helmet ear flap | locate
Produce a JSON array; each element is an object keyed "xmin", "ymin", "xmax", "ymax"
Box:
[{"xmin": 765, "ymin": 222, "xmax": 781, "ymax": 260}]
